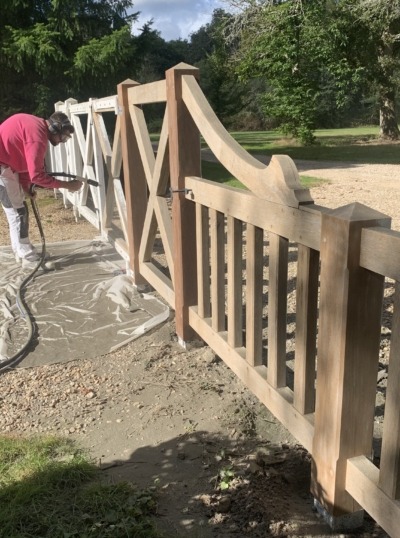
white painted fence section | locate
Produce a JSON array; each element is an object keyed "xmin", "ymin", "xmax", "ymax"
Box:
[{"xmin": 47, "ymin": 96, "xmax": 128, "ymax": 263}]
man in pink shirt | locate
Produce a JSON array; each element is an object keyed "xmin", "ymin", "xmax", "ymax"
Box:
[{"xmin": 0, "ymin": 111, "xmax": 82, "ymax": 268}]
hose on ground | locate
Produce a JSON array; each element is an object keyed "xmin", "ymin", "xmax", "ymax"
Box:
[{"xmin": 0, "ymin": 195, "xmax": 46, "ymax": 372}]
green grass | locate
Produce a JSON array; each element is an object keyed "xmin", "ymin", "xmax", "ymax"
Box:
[
  {"xmin": 229, "ymin": 126, "xmax": 400, "ymax": 164},
  {"xmin": 201, "ymin": 160, "xmax": 244, "ymax": 189},
  {"xmin": 153, "ymin": 126, "xmax": 400, "ymax": 163},
  {"xmin": 0, "ymin": 435, "xmax": 162, "ymax": 538},
  {"xmin": 197, "ymin": 126, "xmax": 399, "ymax": 187},
  {"xmin": 299, "ymin": 175, "xmax": 325, "ymax": 188},
  {"xmin": 201, "ymin": 160, "xmax": 325, "ymax": 190}
]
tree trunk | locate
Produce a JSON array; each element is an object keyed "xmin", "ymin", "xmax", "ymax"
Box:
[{"xmin": 379, "ymin": 90, "xmax": 400, "ymax": 140}]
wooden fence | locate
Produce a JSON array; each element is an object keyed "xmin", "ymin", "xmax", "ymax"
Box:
[{"xmin": 49, "ymin": 63, "xmax": 400, "ymax": 536}]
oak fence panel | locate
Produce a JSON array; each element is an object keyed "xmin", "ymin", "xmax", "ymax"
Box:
[{"xmin": 50, "ymin": 63, "xmax": 400, "ymax": 536}]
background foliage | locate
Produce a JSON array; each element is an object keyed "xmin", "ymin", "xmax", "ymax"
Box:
[{"xmin": 1, "ymin": 0, "xmax": 400, "ymax": 142}]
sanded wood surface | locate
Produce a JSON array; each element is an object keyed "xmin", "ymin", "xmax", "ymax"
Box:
[
  {"xmin": 267, "ymin": 233, "xmax": 288, "ymax": 388},
  {"xmin": 210, "ymin": 209, "xmax": 225, "ymax": 332},
  {"xmin": 293, "ymin": 245, "xmax": 319, "ymax": 415},
  {"xmin": 92, "ymin": 111, "xmax": 114, "ymax": 228},
  {"xmin": 361, "ymin": 225, "xmax": 400, "ymax": 279},
  {"xmin": 181, "ymin": 74, "xmax": 313, "ymax": 208},
  {"xmin": 117, "ymin": 80, "xmax": 148, "ymax": 284},
  {"xmin": 138, "ymin": 108, "xmax": 174, "ymax": 282},
  {"xmin": 189, "ymin": 306, "xmax": 314, "ymax": 452},
  {"xmin": 166, "ymin": 64, "xmax": 201, "ymax": 340},
  {"xmin": 129, "ymin": 104, "xmax": 156, "ymax": 184},
  {"xmin": 51, "ymin": 70, "xmax": 400, "ymax": 532},
  {"xmin": 196, "ymin": 204, "xmax": 211, "ymax": 319},
  {"xmin": 245, "ymin": 224, "xmax": 264, "ymax": 366},
  {"xmin": 312, "ymin": 203, "xmax": 387, "ymax": 515},
  {"xmin": 91, "ymin": 111, "xmax": 110, "ymax": 230},
  {"xmin": 227, "ymin": 216, "xmax": 243, "ymax": 348},
  {"xmin": 346, "ymin": 456, "xmax": 400, "ymax": 538},
  {"xmin": 185, "ymin": 177, "xmax": 323, "ymax": 250},
  {"xmin": 111, "ymin": 115, "xmax": 122, "ymax": 179},
  {"xmin": 113, "ymin": 179, "xmax": 128, "ymax": 243},
  {"xmin": 379, "ymin": 281, "xmax": 400, "ymax": 499},
  {"xmin": 128, "ymin": 79, "xmax": 166, "ymax": 105}
]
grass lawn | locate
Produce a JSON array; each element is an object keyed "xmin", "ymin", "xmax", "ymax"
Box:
[
  {"xmin": 201, "ymin": 160, "xmax": 323, "ymax": 189},
  {"xmin": 0, "ymin": 435, "xmax": 161, "ymax": 538},
  {"xmin": 228, "ymin": 126, "xmax": 400, "ymax": 164},
  {"xmin": 159, "ymin": 126, "xmax": 399, "ymax": 187}
]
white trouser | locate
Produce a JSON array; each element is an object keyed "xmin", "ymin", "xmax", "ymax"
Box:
[{"xmin": 0, "ymin": 165, "xmax": 37, "ymax": 260}]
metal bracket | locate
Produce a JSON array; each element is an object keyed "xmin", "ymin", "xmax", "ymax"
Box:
[{"xmin": 168, "ymin": 188, "xmax": 192, "ymax": 198}]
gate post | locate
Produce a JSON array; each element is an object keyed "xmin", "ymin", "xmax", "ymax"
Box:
[
  {"xmin": 166, "ymin": 63, "xmax": 201, "ymax": 343},
  {"xmin": 117, "ymin": 79, "xmax": 147, "ymax": 286},
  {"xmin": 311, "ymin": 203, "xmax": 390, "ymax": 529}
]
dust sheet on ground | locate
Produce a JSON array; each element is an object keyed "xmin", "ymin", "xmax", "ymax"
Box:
[{"xmin": 0, "ymin": 240, "xmax": 169, "ymax": 368}]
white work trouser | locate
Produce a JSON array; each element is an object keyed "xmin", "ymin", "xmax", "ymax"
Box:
[{"xmin": 0, "ymin": 165, "xmax": 36, "ymax": 260}]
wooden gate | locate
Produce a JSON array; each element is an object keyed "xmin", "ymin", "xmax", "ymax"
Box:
[{"xmin": 50, "ymin": 63, "xmax": 400, "ymax": 536}]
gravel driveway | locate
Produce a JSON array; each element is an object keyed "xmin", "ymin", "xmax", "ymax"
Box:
[{"xmin": 297, "ymin": 159, "xmax": 400, "ymax": 230}]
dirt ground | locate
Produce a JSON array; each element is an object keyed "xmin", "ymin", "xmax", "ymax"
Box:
[{"xmin": 0, "ymin": 155, "xmax": 398, "ymax": 537}]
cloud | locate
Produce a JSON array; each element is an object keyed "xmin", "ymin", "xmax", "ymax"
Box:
[{"xmin": 131, "ymin": 0, "xmax": 227, "ymax": 41}]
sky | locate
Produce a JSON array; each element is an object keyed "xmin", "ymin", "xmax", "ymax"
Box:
[{"xmin": 131, "ymin": 0, "xmax": 229, "ymax": 42}]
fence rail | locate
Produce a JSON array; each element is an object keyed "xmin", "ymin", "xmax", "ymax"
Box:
[{"xmin": 49, "ymin": 63, "xmax": 400, "ymax": 536}]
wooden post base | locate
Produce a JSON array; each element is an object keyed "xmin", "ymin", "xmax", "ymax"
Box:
[{"xmin": 314, "ymin": 500, "xmax": 364, "ymax": 532}]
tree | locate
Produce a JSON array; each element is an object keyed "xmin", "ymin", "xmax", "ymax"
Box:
[
  {"xmin": 188, "ymin": 9, "xmax": 246, "ymax": 126},
  {"xmin": 0, "ymin": 0, "xmax": 139, "ymax": 120},
  {"xmin": 225, "ymin": 0, "xmax": 367, "ymax": 143},
  {"xmin": 349, "ymin": 0, "xmax": 400, "ymax": 139}
]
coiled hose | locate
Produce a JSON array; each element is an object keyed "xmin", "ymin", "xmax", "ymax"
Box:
[{"xmin": 0, "ymin": 195, "xmax": 47, "ymax": 372}]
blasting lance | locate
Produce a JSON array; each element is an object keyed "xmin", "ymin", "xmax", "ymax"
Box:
[{"xmin": 48, "ymin": 172, "xmax": 99, "ymax": 187}]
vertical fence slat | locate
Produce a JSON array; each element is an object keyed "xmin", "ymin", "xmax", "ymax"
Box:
[
  {"xmin": 294, "ymin": 244, "xmax": 319, "ymax": 414},
  {"xmin": 268, "ymin": 233, "xmax": 289, "ymax": 388},
  {"xmin": 210, "ymin": 209, "xmax": 225, "ymax": 331},
  {"xmin": 227, "ymin": 216, "xmax": 243, "ymax": 348},
  {"xmin": 246, "ymin": 224, "xmax": 264, "ymax": 366},
  {"xmin": 196, "ymin": 203, "xmax": 211, "ymax": 319},
  {"xmin": 379, "ymin": 280, "xmax": 400, "ymax": 499}
]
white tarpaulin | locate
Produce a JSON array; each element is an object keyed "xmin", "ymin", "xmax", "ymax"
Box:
[{"xmin": 0, "ymin": 240, "xmax": 169, "ymax": 368}]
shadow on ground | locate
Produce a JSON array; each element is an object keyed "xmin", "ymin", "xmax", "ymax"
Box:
[{"xmin": 101, "ymin": 431, "xmax": 385, "ymax": 538}]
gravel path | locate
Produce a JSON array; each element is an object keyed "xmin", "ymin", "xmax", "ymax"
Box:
[{"xmin": 297, "ymin": 159, "xmax": 400, "ymax": 230}]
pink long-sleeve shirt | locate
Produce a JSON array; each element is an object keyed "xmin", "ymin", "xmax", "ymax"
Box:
[{"xmin": 0, "ymin": 113, "xmax": 65, "ymax": 192}]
